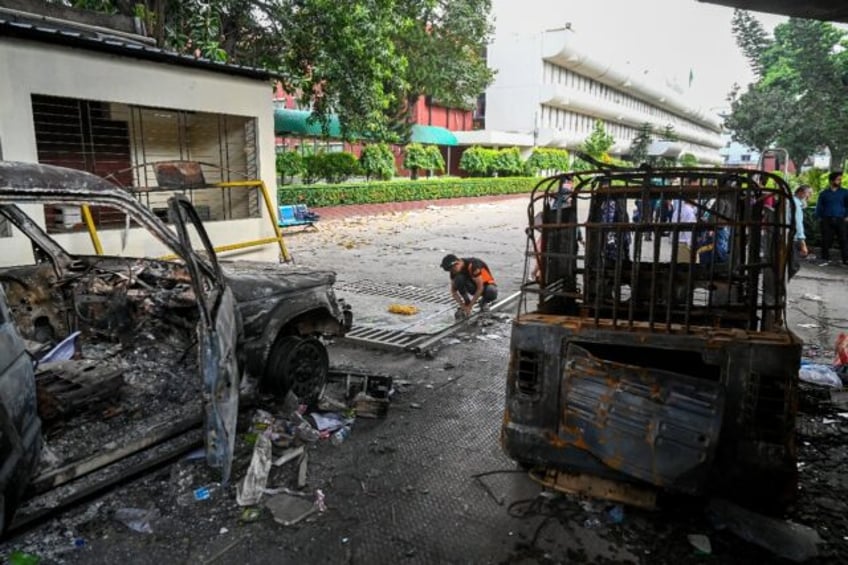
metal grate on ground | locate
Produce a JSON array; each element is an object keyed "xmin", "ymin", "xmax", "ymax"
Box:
[
  {"xmin": 336, "ymin": 279, "xmax": 518, "ymax": 353},
  {"xmin": 335, "ymin": 280, "xmax": 455, "ymax": 306}
]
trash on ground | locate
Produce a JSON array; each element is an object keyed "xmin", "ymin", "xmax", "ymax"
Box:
[
  {"xmin": 236, "ymin": 432, "xmax": 272, "ymax": 506},
  {"xmin": 265, "ymin": 493, "xmax": 317, "ymax": 526},
  {"xmin": 308, "ymin": 412, "xmax": 352, "ymax": 432},
  {"xmin": 330, "ymin": 425, "xmax": 351, "ymax": 445},
  {"xmin": 708, "ymin": 499, "xmax": 821, "ymax": 562},
  {"xmin": 273, "ymin": 446, "xmax": 305, "ymax": 467},
  {"xmin": 239, "ymin": 507, "xmax": 263, "ymax": 523},
  {"xmin": 315, "ymin": 489, "xmax": 326, "ymax": 512},
  {"xmin": 323, "ymin": 371, "xmax": 393, "ymax": 418},
  {"xmin": 39, "ymin": 330, "xmax": 82, "ymax": 363},
  {"xmin": 387, "ymin": 304, "xmax": 419, "ymax": 316},
  {"xmin": 798, "ymin": 362, "xmax": 843, "ymax": 389},
  {"xmin": 297, "ymin": 451, "xmax": 308, "ymax": 488},
  {"xmin": 797, "ymin": 323, "xmax": 819, "ymax": 329},
  {"xmin": 113, "ymin": 507, "xmax": 160, "ymax": 534},
  {"xmin": 606, "ymin": 504, "xmax": 625, "ymax": 524},
  {"xmin": 800, "ymin": 293, "xmax": 823, "ymax": 302},
  {"xmin": 687, "ymin": 534, "xmax": 712, "ymax": 555}
]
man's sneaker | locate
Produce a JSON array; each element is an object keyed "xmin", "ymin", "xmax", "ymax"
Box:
[{"xmin": 480, "ymin": 302, "xmax": 491, "ymax": 313}]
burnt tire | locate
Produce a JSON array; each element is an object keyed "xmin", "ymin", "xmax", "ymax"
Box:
[{"xmin": 263, "ymin": 336, "xmax": 329, "ymax": 404}]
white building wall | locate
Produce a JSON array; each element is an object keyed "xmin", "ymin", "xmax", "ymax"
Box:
[
  {"xmin": 0, "ymin": 37, "xmax": 278, "ymax": 266},
  {"xmin": 482, "ymin": 0, "xmax": 723, "ymax": 162}
]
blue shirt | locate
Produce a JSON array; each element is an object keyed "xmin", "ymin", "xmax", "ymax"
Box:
[
  {"xmin": 815, "ymin": 187, "xmax": 848, "ymax": 219},
  {"xmin": 792, "ymin": 196, "xmax": 806, "ymax": 241}
]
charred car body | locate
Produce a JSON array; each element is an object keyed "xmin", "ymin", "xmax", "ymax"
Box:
[
  {"xmin": 0, "ymin": 161, "xmax": 348, "ymax": 530},
  {"xmin": 502, "ymin": 167, "xmax": 800, "ymax": 510}
]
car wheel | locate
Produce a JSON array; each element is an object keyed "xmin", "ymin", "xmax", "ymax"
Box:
[{"xmin": 263, "ymin": 336, "xmax": 329, "ymax": 404}]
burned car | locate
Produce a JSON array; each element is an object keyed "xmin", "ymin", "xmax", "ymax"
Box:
[
  {"xmin": 502, "ymin": 166, "xmax": 801, "ymax": 510},
  {"xmin": 0, "ymin": 161, "xmax": 348, "ymax": 530}
]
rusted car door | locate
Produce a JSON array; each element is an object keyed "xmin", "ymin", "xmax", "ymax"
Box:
[{"xmin": 167, "ymin": 196, "xmax": 240, "ymax": 485}]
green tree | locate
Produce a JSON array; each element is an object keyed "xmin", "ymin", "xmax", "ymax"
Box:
[
  {"xmin": 491, "ymin": 147, "xmax": 524, "ymax": 177},
  {"xmin": 678, "ymin": 153, "xmax": 699, "ymax": 167},
  {"xmin": 404, "ymin": 143, "xmax": 430, "ymax": 179},
  {"xmin": 359, "ymin": 144, "xmax": 396, "ymax": 180},
  {"xmin": 50, "ymin": 0, "xmax": 494, "ymax": 143},
  {"xmin": 628, "ymin": 123, "xmax": 653, "ymax": 166},
  {"xmin": 459, "ymin": 146, "xmax": 496, "ymax": 177},
  {"xmin": 580, "ymin": 120, "xmax": 615, "ymax": 160},
  {"xmin": 526, "ymin": 148, "xmax": 569, "ymax": 175},
  {"xmin": 276, "ymin": 151, "xmax": 304, "ymax": 184},
  {"xmin": 728, "ymin": 11, "xmax": 848, "ymax": 171},
  {"xmin": 424, "ymin": 145, "xmax": 446, "ymax": 176},
  {"xmin": 389, "ymin": 0, "xmax": 494, "ymax": 140}
]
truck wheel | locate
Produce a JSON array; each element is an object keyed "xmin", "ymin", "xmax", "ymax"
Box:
[{"xmin": 263, "ymin": 336, "xmax": 329, "ymax": 404}]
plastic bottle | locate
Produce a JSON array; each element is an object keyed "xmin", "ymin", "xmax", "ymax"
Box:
[{"xmin": 331, "ymin": 426, "xmax": 351, "ymax": 445}]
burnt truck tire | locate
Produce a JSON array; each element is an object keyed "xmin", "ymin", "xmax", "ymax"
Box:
[{"xmin": 263, "ymin": 336, "xmax": 329, "ymax": 404}]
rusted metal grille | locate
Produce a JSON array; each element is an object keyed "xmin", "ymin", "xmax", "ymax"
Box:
[{"xmin": 522, "ymin": 168, "xmax": 794, "ymax": 333}]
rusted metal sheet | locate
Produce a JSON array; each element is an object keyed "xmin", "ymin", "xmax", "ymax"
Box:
[
  {"xmin": 559, "ymin": 344, "xmax": 723, "ymax": 493},
  {"xmin": 531, "ymin": 468, "xmax": 657, "ymax": 509}
]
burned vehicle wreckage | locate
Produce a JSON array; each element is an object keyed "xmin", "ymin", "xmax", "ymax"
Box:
[
  {"xmin": 502, "ymin": 166, "xmax": 801, "ymax": 510},
  {"xmin": 0, "ymin": 161, "xmax": 349, "ymax": 531}
]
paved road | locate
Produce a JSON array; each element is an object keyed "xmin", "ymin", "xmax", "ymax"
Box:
[{"xmin": 3, "ymin": 195, "xmax": 846, "ymax": 565}]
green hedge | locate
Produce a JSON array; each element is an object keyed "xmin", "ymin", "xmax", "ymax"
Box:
[{"xmin": 278, "ymin": 177, "xmax": 537, "ymax": 207}]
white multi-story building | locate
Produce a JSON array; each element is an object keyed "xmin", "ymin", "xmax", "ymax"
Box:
[{"xmin": 457, "ymin": 1, "xmax": 724, "ymax": 163}]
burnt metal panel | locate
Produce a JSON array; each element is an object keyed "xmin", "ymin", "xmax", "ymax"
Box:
[{"xmin": 559, "ymin": 343, "xmax": 724, "ymax": 493}]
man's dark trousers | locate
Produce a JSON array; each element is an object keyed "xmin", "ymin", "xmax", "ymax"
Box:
[{"xmin": 820, "ymin": 217, "xmax": 848, "ymax": 262}]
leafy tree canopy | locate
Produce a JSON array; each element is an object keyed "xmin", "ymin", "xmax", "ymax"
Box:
[
  {"xmin": 51, "ymin": 0, "xmax": 494, "ymax": 142},
  {"xmin": 728, "ymin": 10, "xmax": 848, "ymax": 171}
]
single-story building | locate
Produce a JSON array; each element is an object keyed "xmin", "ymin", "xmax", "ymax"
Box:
[{"xmin": 0, "ymin": 1, "xmax": 279, "ymax": 265}]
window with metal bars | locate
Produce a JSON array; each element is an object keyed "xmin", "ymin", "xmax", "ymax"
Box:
[{"xmin": 31, "ymin": 94, "xmax": 260, "ymax": 234}]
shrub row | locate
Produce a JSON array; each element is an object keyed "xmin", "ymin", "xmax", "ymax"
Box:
[{"xmin": 278, "ymin": 176, "xmax": 538, "ymax": 207}]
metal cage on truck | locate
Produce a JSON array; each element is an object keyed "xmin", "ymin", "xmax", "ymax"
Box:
[{"xmin": 502, "ymin": 166, "xmax": 802, "ymax": 510}]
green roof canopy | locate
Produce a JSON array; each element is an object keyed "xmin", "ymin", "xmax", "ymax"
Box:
[
  {"xmin": 274, "ymin": 108, "xmax": 458, "ymax": 146},
  {"xmin": 410, "ymin": 124, "xmax": 458, "ymax": 146},
  {"xmin": 274, "ymin": 108, "xmax": 342, "ymax": 138}
]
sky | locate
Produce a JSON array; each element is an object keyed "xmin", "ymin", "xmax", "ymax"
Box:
[{"xmin": 492, "ymin": 0, "xmax": 788, "ymax": 113}]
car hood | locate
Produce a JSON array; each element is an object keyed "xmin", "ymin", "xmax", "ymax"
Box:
[{"xmin": 221, "ymin": 261, "xmax": 337, "ymax": 303}]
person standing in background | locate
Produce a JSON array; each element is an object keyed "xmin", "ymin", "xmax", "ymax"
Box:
[
  {"xmin": 790, "ymin": 185, "xmax": 812, "ymax": 277},
  {"xmin": 815, "ymin": 172, "xmax": 848, "ymax": 266}
]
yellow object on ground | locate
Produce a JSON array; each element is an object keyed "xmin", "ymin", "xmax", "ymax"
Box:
[{"xmin": 388, "ymin": 304, "xmax": 420, "ymax": 316}]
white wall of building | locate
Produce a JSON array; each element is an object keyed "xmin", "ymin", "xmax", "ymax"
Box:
[
  {"xmin": 0, "ymin": 37, "xmax": 279, "ymax": 266},
  {"xmin": 481, "ymin": 0, "xmax": 723, "ymax": 162}
]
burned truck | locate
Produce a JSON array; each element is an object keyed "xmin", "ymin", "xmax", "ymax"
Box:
[
  {"xmin": 0, "ymin": 161, "xmax": 349, "ymax": 531},
  {"xmin": 502, "ymin": 167, "xmax": 801, "ymax": 510}
]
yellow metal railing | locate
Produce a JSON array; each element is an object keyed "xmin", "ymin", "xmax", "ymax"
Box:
[{"xmin": 82, "ymin": 178, "xmax": 291, "ymax": 262}]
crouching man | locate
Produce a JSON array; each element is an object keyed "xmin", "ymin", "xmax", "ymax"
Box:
[{"xmin": 440, "ymin": 254, "xmax": 498, "ymax": 318}]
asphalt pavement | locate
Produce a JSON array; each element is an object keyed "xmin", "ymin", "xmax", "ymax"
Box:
[{"xmin": 2, "ymin": 195, "xmax": 847, "ymax": 565}]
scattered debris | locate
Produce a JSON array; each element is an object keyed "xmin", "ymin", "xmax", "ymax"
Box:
[
  {"xmin": 272, "ymin": 446, "xmax": 305, "ymax": 467},
  {"xmin": 798, "ymin": 362, "xmax": 843, "ymax": 389},
  {"xmin": 798, "ymin": 323, "xmax": 819, "ymax": 329},
  {"xmin": 236, "ymin": 433, "xmax": 272, "ymax": 506},
  {"xmin": 387, "ymin": 304, "xmax": 419, "ymax": 316},
  {"xmin": 708, "ymin": 499, "xmax": 821, "ymax": 562},
  {"xmin": 113, "ymin": 507, "xmax": 159, "ymax": 534},
  {"xmin": 39, "ymin": 331, "xmax": 82, "ymax": 364},
  {"xmin": 265, "ymin": 493, "xmax": 317, "ymax": 526},
  {"xmin": 801, "ymin": 293, "xmax": 824, "ymax": 303},
  {"xmin": 35, "ymin": 360, "xmax": 124, "ymax": 425},
  {"xmin": 687, "ymin": 534, "xmax": 712, "ymax": 555}
]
